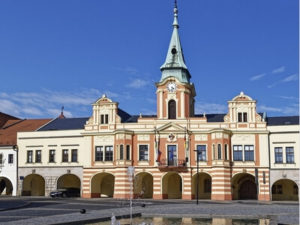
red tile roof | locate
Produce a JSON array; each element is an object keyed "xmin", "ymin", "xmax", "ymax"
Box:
[{"xmin": 0, "ymin": 119, "xmax": 51, "ymax": 146}]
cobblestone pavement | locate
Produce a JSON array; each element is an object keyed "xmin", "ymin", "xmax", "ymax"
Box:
[{"xmin": 0, "ymin": 197, "xmax": 298, "ymax": 225}]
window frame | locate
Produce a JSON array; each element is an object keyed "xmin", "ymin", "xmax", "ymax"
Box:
[
  {"xmin": 27, "ymin": 150, "xmax": 33, "ymax": 163},
  {"xmin": 126, "ymin": 145, "xmax": 130, "ymax": 160},
  {"xmin": 95, "ymin": 146, "xmax": 104, "ymax": 161},
  {"xmin": 139, "ymin": 144, "xmax": 149, "ymax": 161},
  {"xmin": 8, "ymin": 154, "xmax": 14, "ymax": 164},
  {"xmin": 274, "ymin": 147, "xmax": 283, "ymax": 163},
  {"xmin": 49, "ymin": 149, "xmax": 55, "ymax": 163},
  {"xmin": 104, "ymin": 146, "xmax": 113, "ymax": 161},
  {"xmin": 233, "ymin": 145, "xmax": 243, "ymax": 161},
  {"xmin": 196, "ymin": 145, "xmax": 207, "ymax": 161},
  {"xmin": 35, "ymin": 150, "xmax": 42, "ymax": 163},
  {"xmin": 119, "ymin": 145, "xmax": 124, "ymax": 160},
  {"xmin": 244, "ymin": 145, "xmax": 254, "ymax": 161},
  {"xmin": 71, "ymin": 149, "xmax": 78, "ymax": 162},
  {"xmin": 286, "ymin": 147, "xmax": 294, "ymax": 164},
  {"xmin": 217, "ymin": 144, "xmax": 222, "ymax": 160},
  {"xmin": 62, "ymin": 149, "xmax": 69, "ymax": 162}
]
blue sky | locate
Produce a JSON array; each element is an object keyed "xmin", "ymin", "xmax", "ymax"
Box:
[{"xmin": 0, "ymin": 0, "xmax": 298, "ymax": 119}]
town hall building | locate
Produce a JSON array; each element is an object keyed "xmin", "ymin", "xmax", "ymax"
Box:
[{"xmin": 15, "ymin": 3, "xmax": 299, "ymax": 201}]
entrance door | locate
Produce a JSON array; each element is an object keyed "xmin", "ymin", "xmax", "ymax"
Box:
[
  {"xmin": 167, "ymin": 145, "xmax": 177, "ymax": 166},
  {"xmin": 239, "ymin": 180, "xmax": 257, "ymax": 199}
]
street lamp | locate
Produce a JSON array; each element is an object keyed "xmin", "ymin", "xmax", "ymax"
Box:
[{"xmin": 194, "ymin": 149, "xmax": 199, "ymax": 205}]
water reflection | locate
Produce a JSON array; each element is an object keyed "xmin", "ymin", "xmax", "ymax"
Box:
[{"xmin": 87, "ymin": 217, "xmax": 271, "ymax": 225}]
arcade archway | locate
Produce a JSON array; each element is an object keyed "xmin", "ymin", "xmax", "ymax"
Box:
[
  {"xmin": 162, "ymin": 172, "xmax": 182, "ymax": 199},
  {"xmin": 22, "ymin": 174, "xmax": 45, "ymax": 196},
  {"xmin": 134, "ymin": 172, "xmax": 153, "ymax": 198},
  {"xmin": 57, "ymin": 174, "xmax": 81, "ymax": 189},
  {"xmin": 232, "ymin": 173, "xmax": 257, "ymax": 200},
  {"xmin": 192, "ymin": 172, "xmax": 212, "ymax": 199},
  {"xmin": 91, "ymin": 173, "xmax": 114, "ymax": 198},
  {"xmin": 0, "ymin": 177, "xmax": 13, "ymax": 195},
  {"xmin": 272, "ymin": 179, "xmax": 298, "ymax": 201}
]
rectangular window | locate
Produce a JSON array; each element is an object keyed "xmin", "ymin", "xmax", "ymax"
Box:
[
  {"xmin": 119, "ymin": 145, "xmax": 124, "ymax": 160},
  {"xmin": 224, "ymin": 144, "xmax": 228, "ymax": 160},
  {"xmin": 62, "ymin": 149, "xmax": 68, "ymax": 162},
  {"xmin": 100, "ymin": 114, "xmax": 109, "ymax": 124},
  {"xmin": 238, "ymin": 113, "xmax": 242, "ymax": 122},
  {"xmin": 196, "ymin": 145, "xmax": 206, "ymax": 161},
  {"xmin": 105, "ymin": 146, "xmax": 113, "ymax": 161},
  {"xmin": 95, "ymin": 146, "xmax": 103, "ymax": 161},
  {"xmin": 35, "ymin": 150, "xmax": 41, "ymax": 163},
  {"xmin": 139, "ymin": 145, "xmax": 149, "ymax": 161},
  {"xmin": 233, "ymin": 145, "xmax": 243, "ymax": 161},
  {"xmin": 0, "ymin": 154, "xmax": 3, "ymax": 164},
  {"xmin": 274, "ymin": 147, "xmax": 283, "ymax": 163},
  {"xmin": 217, "ymin": 144, "xmax": 222, "ymax": 160},
  {"xmin": 244, "ymin": 145, "xmax": 254, "ymax": 161},
  {"xmin": 243, "ymin": 112, "xmax": 247, "ymax": 122},
  {"xmin": 8, "ymin": 154, "xmax": 13, "ymax": 164},
  {"xmin": 27, "ymin": 150, "xmax": 33, "ymax": 163},
  {"xmin": 71, "ymin": 149, "xmax": 78, "ymax": 162},
  {"xmin": 286, "ymin": 147, "xmax": 294, "ymax": 163},
  {"xmin": 49, "ymin": 150, "xmax": 55, "ymax": 163},
  {"xmin": 126, "ymin": 145, "xmax": 130, "ymax": 160}
]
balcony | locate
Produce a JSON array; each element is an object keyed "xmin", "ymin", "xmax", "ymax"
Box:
[{"xmin": 157, "ymin": 158, "xmax": 187, "ymax": 171}]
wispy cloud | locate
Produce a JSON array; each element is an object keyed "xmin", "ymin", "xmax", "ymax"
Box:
[
  {"xmin": 272, "ymin": 66, "xmax": 285, "ymax": 74},
  {"xmin": 250, "ymin": 73, "xmax": 266, "ymax": 81},
  {"xmin": 0, "ymin": 88, "xmax": 105, "ymax": 118},
  {"xmin": 278, "ymin": 96, "xmax": 299, "ymax": 101},
  {"xmin": 282, "ymin": 74, "xmax": 298, "ymax": 82},
  {"xmin": 195, "ymin": 102, "xmax": 227, "ymax": 114},
  {"xmin": 116, "ymin": 66, "xmax": 139, "ymax": 75},
  {"xmin": 258, "ymin": 104, "xmax": 299, "ymax": 115},
  {"xmin": 127, "ymin": 79, "xmax": 149, "ymax": 88},
  {"xmin": 268, "ymin": 73, "xmax": 298, "ymax": 88}
]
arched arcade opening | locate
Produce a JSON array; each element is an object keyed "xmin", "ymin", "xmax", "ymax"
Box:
[
  {"xmin": 91, "ymin": 173, "xmax": 114, "ymax": 198},
  {"xmin": 162, "ymin": 172, "xmax": 182, "ymax": 199},
  {"xmin": 192, "ymin": 172, "xmax": 212, "ymax": 199},
  {"xmin": 22, "ymin": 174, "xmax": 45, "ymax": 196},
  {"xmin": 134, "ymin": 172, "xmax": 153, "ymax": 199},
  {"xmin": 232, "ymin": 173, "xmax": 257, "ymax": 200},
  {"xmin": 272, "ymin": 179, "xmax": 298, "ymax": 201},
  {"xmin": 0, "ymin": 177, "xmax": 13, "ymax": 195}
]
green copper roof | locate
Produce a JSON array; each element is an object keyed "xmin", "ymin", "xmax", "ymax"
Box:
[{"xmin": 160, "ymin": 3, "xmax": 191, "ymax": 83}]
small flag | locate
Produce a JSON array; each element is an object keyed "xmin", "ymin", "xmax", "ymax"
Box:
[{"xmin": 155, "ymin": 136, "xmax": 161, "ymax": 162}]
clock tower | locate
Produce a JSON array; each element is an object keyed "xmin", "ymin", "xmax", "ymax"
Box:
[{"xmin": 156, "ymin": 1, "xmax": 196, "ymax": 119}]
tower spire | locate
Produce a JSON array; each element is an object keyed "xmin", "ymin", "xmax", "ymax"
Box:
[{"xmin": 160, "ymin": 0, "xmax": 191, "ymax": 83}]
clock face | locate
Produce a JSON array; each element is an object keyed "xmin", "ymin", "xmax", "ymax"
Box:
[{"xmin": 167, "ymin": 82, "xmax": 176, "ymax": 92}]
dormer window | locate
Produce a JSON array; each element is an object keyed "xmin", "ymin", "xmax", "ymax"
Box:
[
  {"xmin": 238, "ymin": 112, "xmax": 247, "ymax": 122},
  {"xmin": 101, "ymin": 114, "xmax": 109, "ymax": 124}
]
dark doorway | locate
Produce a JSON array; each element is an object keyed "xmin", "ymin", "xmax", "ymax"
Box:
[
  {"xmin": 168, "ymin": 100, "xmax": 176, "ymax": 119},
  {"xmin": 239, "ymin": 180, "xmax": 257, "ymax": 199}
]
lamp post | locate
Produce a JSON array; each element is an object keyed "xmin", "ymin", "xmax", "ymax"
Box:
[{"xmin": 194, "ymin": 149, "xmax": 199, "ymax": 205}]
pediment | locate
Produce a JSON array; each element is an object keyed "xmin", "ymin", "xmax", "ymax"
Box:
[{"xmin": 156, "ymin": 122, "xmax": 186, "ymax": 133}]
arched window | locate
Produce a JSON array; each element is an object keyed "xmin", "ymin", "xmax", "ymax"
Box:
[
  {"xmin": 119, "ymin": 145, "xmax": 123, "ymax": 160},
  {"xmin": 168, "ymin": 100, "xmax": 176, "ymax": 119},
  {"xmin": 218, "ymin": 144, "xmax": 222, "ymax": 160}
]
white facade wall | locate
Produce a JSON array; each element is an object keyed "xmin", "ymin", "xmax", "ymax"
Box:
[{"xmin": 0, "ymin": 146, "xmax": 17, "ymax": 196}]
